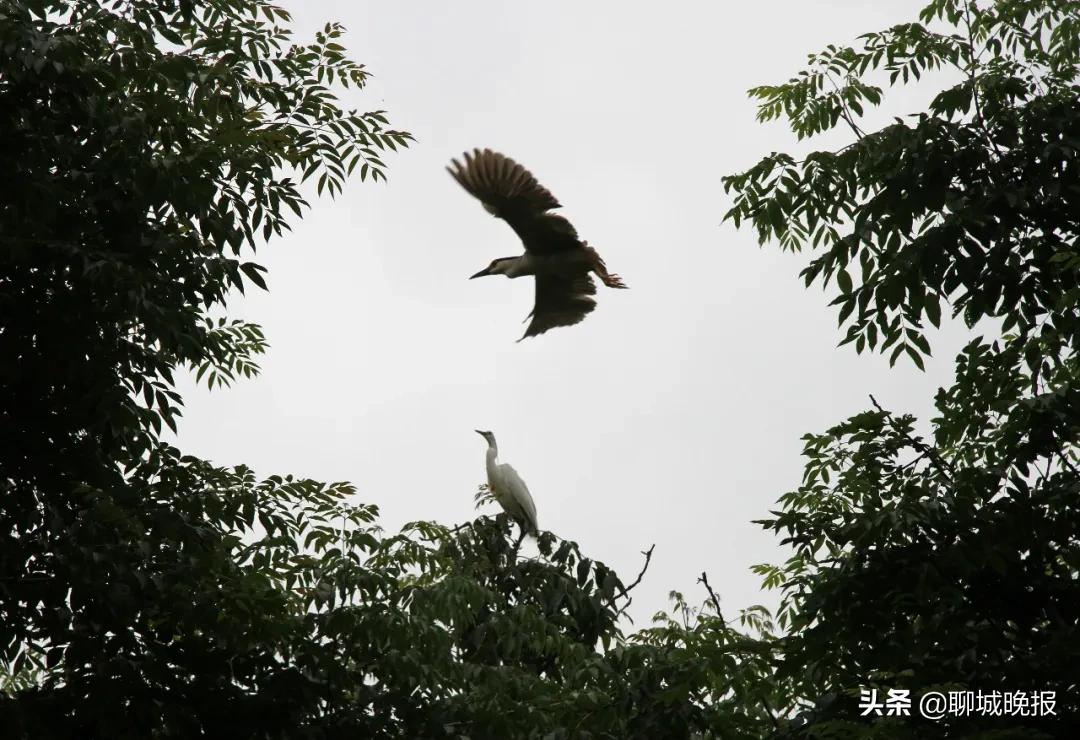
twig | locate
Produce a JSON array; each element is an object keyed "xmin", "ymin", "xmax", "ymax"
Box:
[
  {"xmin": 699, "ymin": 572, "xmax": 780, "ymax": 728},
  {"xmin": 869, "ymin": 395, "xmax": 955, "ymax": 482},
  {"xmin": 621, "ymin": 544, "xmax": 655, "ymax": 597},
  {"xmin": 698, "ymin": 571, "xmax": 725, "ymax": 622},
  {"xmin": 826, "ymin": 72, "xmax": 865, "ymax": 140},
  {"xmin": 1057, "ymin": 450, "xmax": 1079, "ymax": 477},
  {"xmin": 613, "ymin": 544, "xmax": 656, "ymax": 619},
  {"xmin": 962, "ymin": 2, "xmax": 1006, "ymax": 161},
  {"xmin": 759, "ymin": 694, "xmax": 781, "ymax": 730}
]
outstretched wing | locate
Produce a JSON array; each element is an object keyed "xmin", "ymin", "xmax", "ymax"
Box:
[
  {"xmin": 521, "ymin": 272, "xmax": 598, "ymax": 340},
  {"xmin": 448, "ymin": 149, "xmax": 582, "ymax": 254},
  {"xmin": 497, "ymin": 462, "xmax": 538, "ymax": 534}
]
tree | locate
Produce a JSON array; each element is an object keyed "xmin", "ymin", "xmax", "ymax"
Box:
[
  {"xmin": 1, "ymin": 1, "xmax": 782, "ymax": 737},
  {"xmin": 0, "ymin": 0, "xmax": 415, "ymax": 734},
  {"xmin": 17, "ymin": 0, "xmax": 1076, "ymax": 736},
  {"xmin": 724, "ymin": 0, "xmax": 1079, "ymax": 736}
]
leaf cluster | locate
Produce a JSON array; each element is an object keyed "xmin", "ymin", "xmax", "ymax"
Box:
[{"xmin": 725, "ymin": 2, "xmax": 1080, "ymax": 737}]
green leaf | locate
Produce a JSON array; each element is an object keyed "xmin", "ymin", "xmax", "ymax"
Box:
[
  {"xmin": 240, "ymin": 262, "xmax": 269, "ymax": 290},
  {"xmin": 836, "ymin": 268, "xmax": 853, "ymax": 294}
]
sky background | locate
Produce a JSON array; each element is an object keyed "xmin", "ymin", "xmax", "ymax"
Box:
[{"xmin": 173, "ymin": 0, "xmax": 977, "ymax": 624}]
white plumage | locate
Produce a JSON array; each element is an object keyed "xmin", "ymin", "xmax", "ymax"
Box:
[{"xmin": 475, "ymin": 430, "xmax": 538, "ymax": 535}]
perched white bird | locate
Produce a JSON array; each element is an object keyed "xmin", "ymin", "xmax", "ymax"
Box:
[{"xmin": 475, "ymin": 430, "xmax": 539, "ymax": 535}]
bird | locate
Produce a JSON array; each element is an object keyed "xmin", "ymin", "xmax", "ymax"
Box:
[
  {"xmin": 475, "ymin": 429, "xmax": 538, "ymax": 536},
  {"xmin": 448, "ymin": 148, "xmax": 627, "ymax": 340}
]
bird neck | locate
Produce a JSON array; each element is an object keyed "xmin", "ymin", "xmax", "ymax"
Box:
[
  {"xmin": 498, "ymin": 256, "xmax": 530, "ymax": 278},
  {"xmin": 485, "ymin": 445, "xmax": 499, "ymax": 475}
]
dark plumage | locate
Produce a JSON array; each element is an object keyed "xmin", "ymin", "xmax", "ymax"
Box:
[{"xmin": 448, "ymin": 149, "xmax": 626, "ymax": 340}]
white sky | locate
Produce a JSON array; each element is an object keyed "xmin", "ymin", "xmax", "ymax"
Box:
[{"xmin": 174, "ymin": 0, "xmax": 977, "ymax": 624}]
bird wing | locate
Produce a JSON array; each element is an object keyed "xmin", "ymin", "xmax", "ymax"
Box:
[
  {"xmin": 520, "ymin": 272, "xmax": 598, "ymax": 340},
  {"xmin": 448, "ymin": 149, "xmax": 582, "ymax": 254},
  {"xmin": 497, "ymin": 462, "xmax": 538, "ymax": 533}
]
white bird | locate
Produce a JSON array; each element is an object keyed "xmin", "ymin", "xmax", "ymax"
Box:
[{"xmin": 475, "ymin": 430, "xmax": 538, "ymax": 536}]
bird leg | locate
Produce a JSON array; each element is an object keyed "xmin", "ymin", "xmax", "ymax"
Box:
[
  {"xmin": 511, "ymin": 528, "xmax": 527, "ymax": 560},
  {"xmin": 601, "ymin": 271, "xmax": 627, "ymax": 289},
  {"xmin": 584, "ymin": 243, "xmax": 628, "ymax": 289}
]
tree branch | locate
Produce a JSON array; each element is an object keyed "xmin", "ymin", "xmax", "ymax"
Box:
[
  {"xmin": 613, "ymin": 544, "xmax": 656, "ymax": 620},
  {"xmin": 699, "ymin": 572, "xmax": 780, "ymax": 729},
  {"xmin": 622, "ymin": 544, "xmax": 655, "ymax": 596},
  {"xmin": 962, "ymin": 2, "xmax": 1006, "ymax": 161},
  {"xmin": 826, "ymin": 72, "xmax": 865, "ymax": 140},
  {"xmin": 697, "ymin": 571, "xmax": 725, "ymax": 622},
  {"xmin": 869, "ymin": 395, "xmax": 955, "ymax": 482},
  {"xmin": 1057, "ymin": 450, "xmax": 1079, "ymax": 477}
]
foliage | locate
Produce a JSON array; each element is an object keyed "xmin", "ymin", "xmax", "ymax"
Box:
[
  {"xmin": 8, "ymin": 0, "xmax": 1076, "ymax": 736},
  {"xmin": 724, "ymin": 0, "xmax": 1080, "ymax": 737},
  {"xmin": 0, "ymin": 0, "xmax": 782, "ymax": 738},
  {"xmin": 0, "ymin": 0, "xmax": 409, "ymax": 735}
]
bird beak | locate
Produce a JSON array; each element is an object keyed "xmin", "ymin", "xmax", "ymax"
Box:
[
  {"xmin": 469, "ymin": 267, "xmax": 491, "ymax": 279},
  {"xmin": 474, "ymin": 429, "xmax": 485, "ymax": 437}
]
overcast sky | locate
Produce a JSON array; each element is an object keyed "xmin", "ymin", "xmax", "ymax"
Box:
[{"xmin": 173, "ymin": 0, "xmax": 976, "ymax": 624}]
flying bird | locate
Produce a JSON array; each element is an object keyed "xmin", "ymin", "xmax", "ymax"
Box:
[
  {"xmin": 475, "ymin": 430, "xmax": 538, "ymax": 536},
  {"xmin": 448, "ymin": 149, "xmax": 627, "ymax": 340}
]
